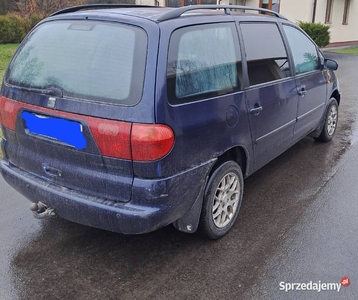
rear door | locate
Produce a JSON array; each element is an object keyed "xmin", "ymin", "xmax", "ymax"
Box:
[
  {"xmin": 240, "ymin": 22, "xmax": 298, "ymax": 171},
  {"xmin": 1, "ymin": 18, "xmax": 154, "ymax": 202},
  {"xmin": 282, "ymin": 24, "xmax": 327, "ymax": 141}
]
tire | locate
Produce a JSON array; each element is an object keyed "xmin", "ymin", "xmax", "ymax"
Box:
[
  {"xmin": 317, "ymin": 99, "xmax": 338, "ymax": 142},
  {"xmin": 199, "ymin": 161, "xmax": 244, "ymax": 239}
]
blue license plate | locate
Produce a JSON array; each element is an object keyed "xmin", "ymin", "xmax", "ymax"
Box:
[{"xmin": 22, "ymin": 111, "xmax": 87, "ymax": 150}]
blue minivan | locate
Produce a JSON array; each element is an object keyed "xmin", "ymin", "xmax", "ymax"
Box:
[{"xmin": 0, "ymin": 5, "xmax": 341, "ymax": 238}]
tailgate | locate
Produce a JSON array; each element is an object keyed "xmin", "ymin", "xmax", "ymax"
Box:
[
  {"xmin": 0, "ymin": 18, "xmax": 158, "ymax": 202},
  {"xmin": 1, "ymin": 97, "xmax": 133, "ymax": 202}
]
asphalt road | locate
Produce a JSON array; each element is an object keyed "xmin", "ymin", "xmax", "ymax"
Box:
[{"xmin": 1, "ymin": 52, "xmax": 358, "ymax": 300}]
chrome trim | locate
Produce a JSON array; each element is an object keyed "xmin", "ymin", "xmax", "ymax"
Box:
[
  {"xmin": 297, "ymin": 103, "xmax": 325, "ymax": 121},
  {"xmin": 256, "ymin": 119, "xmax": 296, "ymax": 143}
]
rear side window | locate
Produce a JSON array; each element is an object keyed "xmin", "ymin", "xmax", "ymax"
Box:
[
  {"xmin": 283, "ymin": 25, "xmax": 319, "ymax": 75},
  {"xmin": 241, "ymin": 22, "xmax": 291, "ymax": 86},
  {"xmin": 167, "ymin": 23, "xmax": 242, "ymax": 105},
  {"xmin": 6, "ymin": 20, "xmax": 147, "ymax": 105}
]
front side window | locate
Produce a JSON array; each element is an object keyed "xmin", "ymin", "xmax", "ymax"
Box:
[
  {"xmin": 6, "ymin": 20, "xmax": 147, "ymax": 105},
  {"xmin": 283, "ymin": 25, "xmax": 319, "ymax": 75},
  {"xmin": 167, "ymin": 23, "xmax": 241, "ymax": 104},
  {"xmin": 241, "ymin": 22, "xmax": 290, "ymax": 86}
]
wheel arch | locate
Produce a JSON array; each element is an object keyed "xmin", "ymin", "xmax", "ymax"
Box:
[
  {"xmin": 331, "ymin": 89, "xmax": 341, "ymax": 106},
  {"xmin": 309, "ymin": 95, "xmax": 338, "ymax": 140},
  {"xmin": 172, "ymin": 145, "xmax": 249, "ymax": 234},
  {"xmin": 209, "ymin": 146, "xmax": 249, "ymax": 179}
]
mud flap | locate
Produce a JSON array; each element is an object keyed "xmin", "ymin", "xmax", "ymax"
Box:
[
  {"xmin": 309, "ymin": 98, "xmax": 335, "ymax": 138},
  {"xmin": 308, "ymin": 119, "xmax": 324, "ymax": 138},
  {"xmin": 172, "ymin": 176, "xmax": 207, "ymax": 233}
]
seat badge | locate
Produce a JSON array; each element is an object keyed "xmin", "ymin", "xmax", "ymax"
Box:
[{"xmin": 47, "ymin": 97, "xmax": 56, "ymax": 108}]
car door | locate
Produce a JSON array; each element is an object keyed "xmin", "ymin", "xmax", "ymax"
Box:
[
  {"xmin": 282, "ymin": 24, "xmax": 327, "ymax": 141},
  {"xmin": 240, "ymin": 22, "xmax": 299, "ymax": 171}
]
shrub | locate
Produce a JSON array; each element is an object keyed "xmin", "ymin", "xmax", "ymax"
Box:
[
  {"xmin": 0, "ymin": 13, "xmax": 46, "ymax": 44},
  {"xmin": 0, "ymin": 14, "xmax": 26, "ymax": 44},
  {"xmin": 23, "ymin": 13, "xmax": 47, "ymax": 33},
  {"xmin": 298, "ymin": 21, "xmax": 331, "ymax": 48}
]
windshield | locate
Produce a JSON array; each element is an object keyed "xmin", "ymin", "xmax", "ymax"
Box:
[{"xmin": 6, "ymin": 20, "xmax": 147, "ymax": 105}]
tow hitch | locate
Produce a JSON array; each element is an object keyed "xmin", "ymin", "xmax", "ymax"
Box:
[{"xmin": 30, "ymin": 201, "xmax": 56, "ymax": 219}]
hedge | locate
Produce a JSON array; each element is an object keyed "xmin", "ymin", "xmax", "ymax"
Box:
[
  {"xmin": 0, "ymin": 13, "xmax": 46, "ymax": 44},
  {"xmin": 298, "ymin": 21, "xmax": 331, "ymax": 48}
]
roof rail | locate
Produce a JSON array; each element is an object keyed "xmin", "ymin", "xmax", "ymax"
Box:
[
  {"xmin": 50, "ymin": 4, "xmax": 159, "ymax": 17},
  {"xmin": 157, "ymin": 5, "xmax": 287, "ymax": 22}
]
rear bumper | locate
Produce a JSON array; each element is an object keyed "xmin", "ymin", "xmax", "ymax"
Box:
[{"xmin": 0, "ymin": 159, "xmax": 214, "ymax": 234}]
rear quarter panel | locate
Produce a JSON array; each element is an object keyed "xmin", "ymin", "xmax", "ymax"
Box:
[{"xmin": 133, "ymin": 16, "xmax": 254, "ymax": 180}]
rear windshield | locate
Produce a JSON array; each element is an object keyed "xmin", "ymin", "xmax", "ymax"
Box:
[{"xmin": 6, "ymin": 20, "xmax": 147, "ymax": 105}]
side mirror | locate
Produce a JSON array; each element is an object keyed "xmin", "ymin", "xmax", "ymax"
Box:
[{"xmin": 325, "ymin": 58, "xmax": 338, "ymax": 71}]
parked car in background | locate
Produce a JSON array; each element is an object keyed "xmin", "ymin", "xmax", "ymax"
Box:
[{"xmin": 0, "ymin": 4, "xmax": 341, "ymax": 239}]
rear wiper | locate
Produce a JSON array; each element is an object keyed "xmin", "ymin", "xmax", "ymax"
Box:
[
  {"xmin": 41, "ymin": 86, "xmax": 63, "ymax": 97},
  {"xmin": 13, "ymin": 86, "xmax": 63, "ymax": 97}
]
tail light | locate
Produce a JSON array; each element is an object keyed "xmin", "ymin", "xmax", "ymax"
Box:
[
  {"xmin": 131, "ymin": 123, "xmax": 174, "ymax": 161},
  {"xmin": 0, "ymin": 97, "xmax": 174, "ymax": 161},
  {"xmin": 0, "ymin": 98, "xmax": 3, "ymax": 126},
  {"xmin": 0, "ymin": 96, "xmax": 20, "ymax": 130},
  {"xmin": 85, "ymin": 121, "xmax": 174, "ymax": 161},
  {"xmin": 89, "ymin": 119, "xmax": 132, "ymax": 160}
]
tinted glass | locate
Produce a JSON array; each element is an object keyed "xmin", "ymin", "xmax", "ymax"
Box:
[
  {"xmin": 283, "ymin": 25, "xmax": 319, "ymax": 75},
  {"xmin": 241, "ymin": 22, "xmax": 290, "ymax": 86},
  {"xmin": 7, "ymin": 21, "xmax": 147, "ymax": 105},
  {"xmin": 167, "ymin": 0, "xmax": 181, "ymax": 7},
  {"xmin": 200, "ymin": 0, "xmax": 217, "ymax": 3},
  {"xmin": 184, "ymin": 0, "xmax": 198, "ymax": 5},
  {"xmin": 167, "ymin": 23, "xmax": 241, "ymax": 104}
]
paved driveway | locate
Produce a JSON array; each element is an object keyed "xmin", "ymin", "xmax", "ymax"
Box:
[{"xmin": 0, "ymin": 52, "xmax": 357, "ymax": 300}]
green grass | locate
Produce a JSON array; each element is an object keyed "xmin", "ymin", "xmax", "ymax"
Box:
[
  {"xmin": 0, "ymin": 43, "xmax": 18, "ymax": 158},
  {"xmin": 332, "ymin": 47, "xmax": 358, "ymax": 55},
  {"xmin": 0, "ymin": 43, "xmax": 18, "ymax": 82}
]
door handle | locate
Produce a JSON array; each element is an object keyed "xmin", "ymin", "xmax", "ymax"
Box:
[
  {"xmin": 297, "ymin": 85, "xmax": 307, "ymax": 97},
  {"xmin": 250, "ymin": 106, "xmax": 263, "ymax": 115}
]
